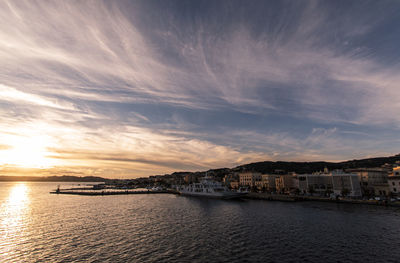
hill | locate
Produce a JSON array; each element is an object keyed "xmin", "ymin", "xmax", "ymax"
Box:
[{"xmin": 233, "ymin": 154, "xmax": 400, "ymax": 174}]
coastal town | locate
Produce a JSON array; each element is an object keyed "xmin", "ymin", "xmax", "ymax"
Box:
[
  {"xmin": 87, "ymin": 157, "xmax": 400, "ymax": 205},
  {"xmin": 41, "ymin": 154, "xmax": 400, "ymax": 206}
]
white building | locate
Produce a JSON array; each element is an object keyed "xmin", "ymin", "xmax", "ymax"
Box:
[
  {"xmin": 297, "ymin": 174, "xmax": 333, "ymax": 195},
  {"xmin": 297, "ymin": 171, "xmax": 361, "ymax": 197},
  {"xmin": 331, "ymin": 171, "xmax": 362, "ymax": 197}
]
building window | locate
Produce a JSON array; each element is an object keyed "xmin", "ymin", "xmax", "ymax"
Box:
[
  {"xmin": 394, "ymin": 188, "xmax": 397, "ymax": 192},
  {"xmin": 393, "ymin": 182, "xmax": 395, "ymax": 186}
]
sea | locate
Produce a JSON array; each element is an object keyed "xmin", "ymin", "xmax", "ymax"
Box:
[{"xmin": 1, "ymin": 182, "xmax": 400, "ymax": 263}]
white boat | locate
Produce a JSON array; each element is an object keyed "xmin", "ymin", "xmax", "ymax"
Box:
[
  {"xmin": 151, "ymin": 186, "xmax": 164, "ymax": 192},
  {"xmin": 177, "ymin": 175, "xmax": 247, "ymax": 199}
]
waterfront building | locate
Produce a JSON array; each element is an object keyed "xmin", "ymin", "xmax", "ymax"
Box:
[
  {"xmin": 297, "ymin": 171, "xmax": 361, "ymax": 197},
  {"xmin": 368, "ymin": 167, "xmax": 400, "ymax": 197},
  {"xmin": 184, "ymin": 174, "xmax": 197, "ymax": 184},
  {"xmin": 254, "ymin": 177, "xmax": 264, "ymax": 190},
  {"xmin": 297, "ymin": 174, "xmax": 333, "ymax": 195},
  {"xmin": 163, "ymin": 177, "xmax": 178, "ymax": 186},
  {"xmin": 331, "ymin": 171, "xmax": 362, "ymax": 197},
  {"xmin": 223, "ymin": 174, "xmax": 239, "ymax": 186},
  {"xmin": 239, "ymin": 172, "xmax": 262, "ymax": 188},
  {"xmin": 230, "ymin": 181, "xmax": 239, "ymax": 189},
  {"xmin": 275, "ymin": 174, "xmax": 295, "ymax": 194},
  {"xmin": 261, "ymin": 174, "xmax": 280, "ymax": 192},
  {"xmin": 388, "ymin": 176, "xmax": 400, "ymax": 196},
  {"xmin": 374, "ymin": 183, "xmax": 390, "ymax": 197},
  {"xmin": 348, "ymin": 168, "xmax": 389, "ymax": 196}
]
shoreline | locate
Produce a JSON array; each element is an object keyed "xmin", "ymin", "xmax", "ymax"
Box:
[
  {"xmin": 49, "ymin": 188, "xmax": 400, "ymax": 207},
  {"xmin": 245, "ymin": 192, "xmax": 400, "ymax": 207}
]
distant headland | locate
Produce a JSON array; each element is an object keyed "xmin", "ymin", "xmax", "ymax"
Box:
[{"xmin": 0, "ymin": 175, "xmax": 109, "ymax": 182}]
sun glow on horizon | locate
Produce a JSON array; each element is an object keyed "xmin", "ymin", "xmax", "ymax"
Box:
[{"xmin": 0, "ymin": 134, "xmax": 59, "ymax": 169}]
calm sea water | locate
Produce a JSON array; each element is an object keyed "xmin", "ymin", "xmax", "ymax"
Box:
[{"xmin": 1, "ymin": 182, "xmax": 400, "ymax": 263}]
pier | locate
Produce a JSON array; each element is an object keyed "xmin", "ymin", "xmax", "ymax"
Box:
[{"xmin": 50, "ymin": 189, "xmax": 172, "ymax": 196}]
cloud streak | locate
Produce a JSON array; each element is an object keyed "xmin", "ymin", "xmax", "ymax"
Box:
[{"xmin": 0, "ymin": 0, "xmax": 399, "ymax": 177}]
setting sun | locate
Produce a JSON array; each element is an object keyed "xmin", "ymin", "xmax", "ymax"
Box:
[{"xmin": 0, "ymin": 134, "xmax": 58, "ymax": 168}]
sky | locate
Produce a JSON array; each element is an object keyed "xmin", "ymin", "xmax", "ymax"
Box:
[{"xmin": 0, "ymin": 0, "xmax": 400, "ymax": 178}]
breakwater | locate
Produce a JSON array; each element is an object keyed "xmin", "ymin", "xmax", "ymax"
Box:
[{"xmin": 50, "ymin": 189, "xmax": 171, "ymax": 195}]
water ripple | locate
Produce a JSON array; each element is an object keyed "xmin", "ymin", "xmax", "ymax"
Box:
[{"xmin": 1, "ymin": 183, "xmax": 400, "ymax": 262}]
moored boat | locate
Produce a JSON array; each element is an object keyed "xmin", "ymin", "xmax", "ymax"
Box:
[{"xmin": 177, "ymin": 175, "xmax": 247, "ymax": 199}]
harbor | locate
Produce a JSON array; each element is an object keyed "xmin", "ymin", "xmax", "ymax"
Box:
[{"xmin": 49, "ymin": 184, "xmax": 400, "ymax": 207}]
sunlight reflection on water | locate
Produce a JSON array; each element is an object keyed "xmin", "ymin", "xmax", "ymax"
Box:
[
  {"xmin": 0, "ymin": 183, "xmax": 30, "ymax": 259},
  {"xmin": 0, "ymin": 183, "xmax": 400, "ymax": 262}
]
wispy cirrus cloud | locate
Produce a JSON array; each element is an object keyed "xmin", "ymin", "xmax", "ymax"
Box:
[
  {"xmin": 0, "ymin": 84, "xmax": 74, "ymax": 110},
  {"xmin": 0, "ymin": 0, "xmax": 400, "ymax": 177},
  {"xmin": 1, "ymin": 0, "xmax": 399, "ymax": 119}
]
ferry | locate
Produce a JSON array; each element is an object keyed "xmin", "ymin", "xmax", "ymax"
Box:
[{"xmin": 177, "ymin": 175, "xmax": 247, "ymax": 199}]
